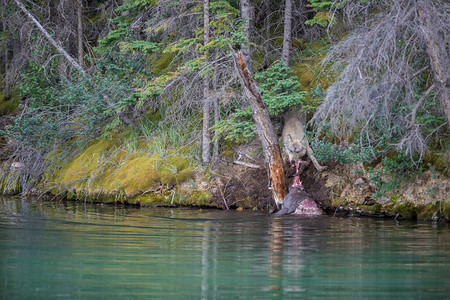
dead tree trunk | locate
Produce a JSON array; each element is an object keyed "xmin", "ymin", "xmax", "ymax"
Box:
[
  {"xmin": 202, "ymin": 0, "xmax": 212, "ymax": 163},
  {"xmin": 233, "ymin": 52, "xmax": 287, "ymax": 206},
  {"xmin": 13, "ymin": 0, "xmax": 87, "ymax": 77},
  {"xmin": 418, "ymin": 1, "xmax": 450, "ymax": 128},
  {"xmin": 2, "ymin": 19, "xmax": 10, "ymax": 100},
  {"xmin": 282, "ymin": 0, "xmax": 292, "ymax": 66},
  {"xmin": 13, "ymin": 0, "xmax": 140, "ymax": 127},
  {"xmin": 77, "ymin": 0, "xmax": 84, "ymax": 68},
  {"xmin": 212, "ymin": 68, "xmax": 220, "ymax": 162},
  {"xmin": 240, "ymin": 0, "xmax": 254, "ymax": 73}
]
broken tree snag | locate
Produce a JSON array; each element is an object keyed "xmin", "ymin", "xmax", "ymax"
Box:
[
  {"xmin": 233, "ymin": 52, "xmax": 288, "ymax": 206},
  {"xmin": 13, "ymin": 0, "xmax": 87, "ymax": 77}
]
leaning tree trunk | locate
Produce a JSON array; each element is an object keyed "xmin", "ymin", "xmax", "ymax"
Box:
[
  {"xmin": 13, "ymin": 0, "xmax": 87, "ymax": 77},
  {"xmin": 233, "ymin": 52, "xmax": 288, "ymax": 206},
  {"xmin": 282, "ymin": 0, "xmax": 292, "ymax": 66},
  {"xmin": 13, "ymin": 0, "xmax": 140, "ymax": 127},
  {"xmin": 418, "ymin": 0, "xmax": 450, "ymax": 128}
]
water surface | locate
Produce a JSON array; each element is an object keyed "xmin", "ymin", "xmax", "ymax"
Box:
[{"xmin": 1, "ymin": 196, "xmax": 449, "ymax": 298}]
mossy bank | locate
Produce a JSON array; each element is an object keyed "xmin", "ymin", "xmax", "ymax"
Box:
[
  {"xmin": 4, "ymin": 133, "xmax": 449, "ymax": 222},
  {"xmin": 324, "ymin": 164, "xmax": 450, "ymax": 222}
]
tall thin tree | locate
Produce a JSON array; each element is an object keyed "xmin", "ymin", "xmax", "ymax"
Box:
[
  {"xmin": 202, "ymin": 0, "xmax": 212, "ymax": 163},
  {"xmin": 77, "ymin": 0, "xmax": 84, "ymax": 67},
  {"xmin": 2, "ymin": 18, "xmax": 10, "ymax": 100},
  {"xmin": 240, "ymin": 0, "xmax": 254, "ymax": 73},
  {"xmin": 282, "ymin": 0, "xmax": 292, "ymax": 66}
]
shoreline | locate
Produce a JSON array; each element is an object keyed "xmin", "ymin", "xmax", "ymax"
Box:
[{"xmin": 7, "ymin": 190, "xmax": 449, "ymax": 223}]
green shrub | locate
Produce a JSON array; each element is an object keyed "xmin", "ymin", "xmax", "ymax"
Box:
[
  {"xmin": 214, "ymin": 61, "xmax": 306, "ymax": 143},
  {"xmin": 311, "ymin": 139, "xmax": 376, "ymax": 164},
  {"xmin": 382, "ymin": 152, "xmax": 424, "ymax": 178}
]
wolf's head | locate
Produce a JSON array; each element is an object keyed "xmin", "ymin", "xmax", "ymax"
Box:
[{"xmin": 284, "ymin": 134, "xmax": 306, "ymax": 163}]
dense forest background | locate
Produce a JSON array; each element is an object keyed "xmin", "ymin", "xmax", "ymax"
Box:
[{"xmin": 0, "ymin": 0, "xmax": 449, "ymax": 201}]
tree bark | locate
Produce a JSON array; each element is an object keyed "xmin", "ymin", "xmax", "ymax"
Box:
[
  {"xmin": 282, "ymin": 0, "xmax": 292, "ymax": 66},
  {"xmin": 233, "ymin": 52, "xmax": 288, "ymax": 206},
  {"xmin": 418, "ymin": 1, "xmax": 450, "ymax": 128},
  {"xmin": 13, "ymin": 0, "xmax": 87, "ymax": 77},
  {"xmin": 212, "ymin": 68, "xmax": 220, "ymax": 162},
  {"xmin": 240, "ymin": 0, "xmax": 254, "ymax": 73},
  {"xmin": 202, "ymin": 0, "xmax": 211, "ymax": 163},
  {"xmin": 2, "ymin": 19, "xmax": 10, "ymax": 100},
  {"xmin": 77, "ymin": 0, "xmax": 84, "ymax": 67}
]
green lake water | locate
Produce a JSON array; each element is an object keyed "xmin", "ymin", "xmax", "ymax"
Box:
[{"xmin": 1, "ymin": 196, "xmax": 449, "ymax": 299}]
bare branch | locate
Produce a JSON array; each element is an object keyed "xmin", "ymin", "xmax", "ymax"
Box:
[
  {"xmin": 409, "ymin": 83, "xmax": 435, "ymax": 127},
  {"xmin": 13, "ymin": 0, "xmax": 86, "ymax": 76},
  {"xmin": 312, "ymin": 0, "xmax": 450, "ymax": 156}
]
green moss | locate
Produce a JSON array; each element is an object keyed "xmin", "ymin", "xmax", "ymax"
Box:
[
  {"xmin": 394, "ymin": 202, "xmax": 417, "ymax": 219},
  {"xmin": 441, "ymin": 202, "xmax": 450, "ymax": 221},
  {"xmin": 413, "ymin": 201, "xmax": 450, "ymax": 221},
  {"xmin": 134, "ymin": 194, "xmax": 158, "ymax": 205},
  {"xmin": 50, "ymin": 132, "xmax": 196, "ymax": 202},
  {"xmin": 54, "ymin": 138, "xmax": 119, "ymax": 189},
  {"xmin": 0, "ymin": 171, "xmax": 21, "ymax": 194},
  {"xmin": 158, "ymin": 156, "xmax": 193, "ymax": 185},
  {"xmin": 424, "ymin": 151, "xmax": 450, "ymax": 176},
  {"xmin": 0, "ymin": 91, "xmax": 20, "ymax": 116},
  {"xmin": 131, "ymin": 189, "xmax": 214, "ymax": 207},
  {"xmin": 360, "ymin": 203, "xmax": 382, "ymax": 213},
  {"xmin": 152, "ymin": 52, "xmax": 175, "ymax": 75},
  {"xmin": 383, "ymin": 200, "xmax": 397, "ymax": 210},
  {"xmin": 292, "ymin": 37, "xmax": 306, "ymax": 50},
  {"xmin": 330, "ymin": 197, "xmax": 347, "ymax": 208},
  {"xmin": 291, "ymin": 40, "xmax": 336, "ymax": 117},
  {"xmin": 417, "ymin": 203, "xmax": 438, "ymax": 220},
  {"xmin": 430, "ymin": 201, "xmax": 450, "ymax": 221},
  {"xmin": 182, "ymin": 190, "xmax": 213, "ymax": 206},
  {"xmin": 109, "ymin": 155, "xmax": 161, "ymax": 194},
  {"xmin": 294, "ymin": 63, "xmax": 315, "ymax": 89},
  {"xmin": 239, "ymin": 196, "xmax": 258, "ymax": 209}
]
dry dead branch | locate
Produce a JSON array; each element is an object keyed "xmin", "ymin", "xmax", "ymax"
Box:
[{"xmin": 311, "ymin": 0, "xmax": 450, "ymax": 156}]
